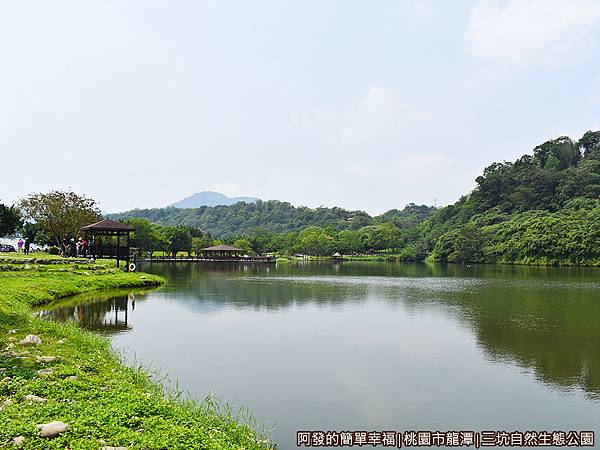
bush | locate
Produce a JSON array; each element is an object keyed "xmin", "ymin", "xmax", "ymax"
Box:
[{"xmin": 48, "ymin": 246, "xmax": 60, "ymax": 255}]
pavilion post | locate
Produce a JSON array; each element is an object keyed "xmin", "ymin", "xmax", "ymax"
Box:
[{"xmin": 126, "ymin": 231, "xmax": 130, "ymax": 267}]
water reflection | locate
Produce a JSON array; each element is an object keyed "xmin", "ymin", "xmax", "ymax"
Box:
[
  {"xmin": 39, "ymin": 262, "xmax": 600, "ymax": 400},
  {"xmin": 36, "ymin": 291, "xmax": 150, "ymax": 335}
]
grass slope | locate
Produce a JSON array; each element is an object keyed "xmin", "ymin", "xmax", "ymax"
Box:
[{"xmin": 0, "ymin": 255, "xmax": 270, "ymax": 449}]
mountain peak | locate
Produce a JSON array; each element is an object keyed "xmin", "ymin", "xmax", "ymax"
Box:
[{"xmin": 171, "ymin": 191, "xmax": 257, "ymax": 208}]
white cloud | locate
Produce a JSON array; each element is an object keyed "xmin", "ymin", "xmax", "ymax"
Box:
[
  {"xmin": 292, "ymin": 85, "xmax": 430, "ymax": 147},
  {"xmin": 466, "ymin": 0, "xmax": 600, "ymax": 69},
  {"xmin": 344, "ymin": 154, "xmax": 448, "ymax": 179},
  {"xmin": 338, "ymin": 85, "xmax": 430, "ymax": 147}
]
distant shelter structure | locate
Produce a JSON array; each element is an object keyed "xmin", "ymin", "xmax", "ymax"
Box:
[
  {"xmin": 138, "ymin": 243, "xmax": 275, "ymax": 263},
  {"xmin": 81, "ymin": 218, "xmax": 134, "ymax": 269},
  {"xmin": 200, "ymin": 244, "xmax": 243, "ymax": 259}
]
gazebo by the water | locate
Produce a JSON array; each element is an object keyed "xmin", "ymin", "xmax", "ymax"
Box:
[
  {"xmin": 200, "ymin": 244, "xmax": 243, "ymax": 260},
  {"xmin": 82, "ymin": 218, "xmax": 134, "ymax": 268}
]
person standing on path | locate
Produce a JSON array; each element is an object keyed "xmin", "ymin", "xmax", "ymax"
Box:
[
  {"xmin": 24, "ymin": 238, "xmax": 31, "ymax": 255},
  {"xmin": 17, "ymin": 238, "xmax": 24, "ymax": 254}
]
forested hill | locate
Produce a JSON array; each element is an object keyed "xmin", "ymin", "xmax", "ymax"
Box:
[
  {"xmin": 422, "ymin": 130, "xmax": 600, "ymax": 265},
  {"xmin": 110, "ymin": 200, "xmax": 436, "ymax": 237}
]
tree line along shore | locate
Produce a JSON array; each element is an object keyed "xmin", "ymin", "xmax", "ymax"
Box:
[
  {"xmin": 109, "ymin": 130, "xmax": 600, "ymax": 267},
  {"xmin": 2, "ymin": 130, "xmax": 600, "ymax": 267}
]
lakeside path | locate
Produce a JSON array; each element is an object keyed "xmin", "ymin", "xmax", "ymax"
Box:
[{"xmin": 0, "ymin": 255, "xmax": 270, "ymax": 449}]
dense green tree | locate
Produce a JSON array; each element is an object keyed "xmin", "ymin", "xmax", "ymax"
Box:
[
  {"xmin": 192, "ymin": 235, "xmax": 215, "ymax": 255},
  {"xmin": 579, "ymin": 130, "xmax": 600, "ymax": 159},
  {"xmin": 298, "ymin": 227, "xmax": 333, "ymax": 257},
  {"xmin": 233, "ymin": 238, "xmax": 254, "ymax": 255},
  {"xmin": 533, "ymin": 137, "xmax": 581, "ymax": 170},
  {"xmin": 166, "ymin": 225, "xmax": 193, "ymax": 256},
  {"xmin": 19, "ymin": 190, "xmax": 101, "ymax": 246},
  {"xmin": 335, "ymin": 229, "xmax": 362, "ymax": 255},
  {"xmin": 0, "ymin": 202, "xmax": 21, "ymax": 237},
  {"xmin": 269, "ymin": 231, "xmax": 299, "ymax": 255},
  {"xmin": 378, "ymin": 222, "xmax": 403, "ymax": 252},
  {"xmin": 21, "ymin": 222, "xmax": 50, "ymax": 245},
  {"xmin": 433, "ymin": 223, "xmax": 483, "ymax": 263},
  {"xmin": 374, "ymin": 204, "xmax": 437, "ymax": 228},
  {"xmin": 243, "ymin": 227, "xmax": 272, "ymax": 255},
  {"xmin": 126, "ymin": 218, "xmax": 168, "ymax": 254}
]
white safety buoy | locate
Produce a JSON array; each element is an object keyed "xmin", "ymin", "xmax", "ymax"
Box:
[{"xmin": 128, "ymin": 263, "xmax": 136, "ymax": 272}]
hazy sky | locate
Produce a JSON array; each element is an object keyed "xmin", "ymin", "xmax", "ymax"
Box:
[{"xmin": 2, "ymin": 0, "xmax": 600, "ymax": 215}]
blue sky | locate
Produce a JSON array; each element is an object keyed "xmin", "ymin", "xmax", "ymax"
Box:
[{"xmin": 1, "ymin": 0, "xmax": 600, "ymax": 215}]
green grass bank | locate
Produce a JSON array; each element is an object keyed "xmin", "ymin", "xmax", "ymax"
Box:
[{"xmin": 0, "ymin": 255, "xmax": 271, "ymax": 449}]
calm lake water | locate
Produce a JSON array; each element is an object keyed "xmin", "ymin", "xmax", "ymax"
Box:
[{"xmin": 38, "ymin": 262, "xmax": 600, "ymax": 449}]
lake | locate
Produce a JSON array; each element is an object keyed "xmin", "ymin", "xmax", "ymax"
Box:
[{"xmin": 38, "ymin": 262, "xmax": 600, "ymax": 449}]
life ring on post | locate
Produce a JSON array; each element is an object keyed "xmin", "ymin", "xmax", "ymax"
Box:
[{"xmin": 128, "ymin": 263, "xmax": 136, "ymax": 272}]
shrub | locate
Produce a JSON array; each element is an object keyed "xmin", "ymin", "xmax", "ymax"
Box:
[{"xmin": 48, "ymin": 246, "xmax": 60, "ymax": 255}]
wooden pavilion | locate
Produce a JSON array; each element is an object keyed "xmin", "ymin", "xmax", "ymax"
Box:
[
  {"xmin": 81, "ymin": 218, "xmax": 134, "ymax": 269},
  {"xmin": 200, "ymin": 244, "xmax": 243, "ymax": 260}
]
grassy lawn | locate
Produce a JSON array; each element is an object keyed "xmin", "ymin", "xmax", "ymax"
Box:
[{"xmin": 0, "ymin": 255, "xmax": 271, "ymax": 449}]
